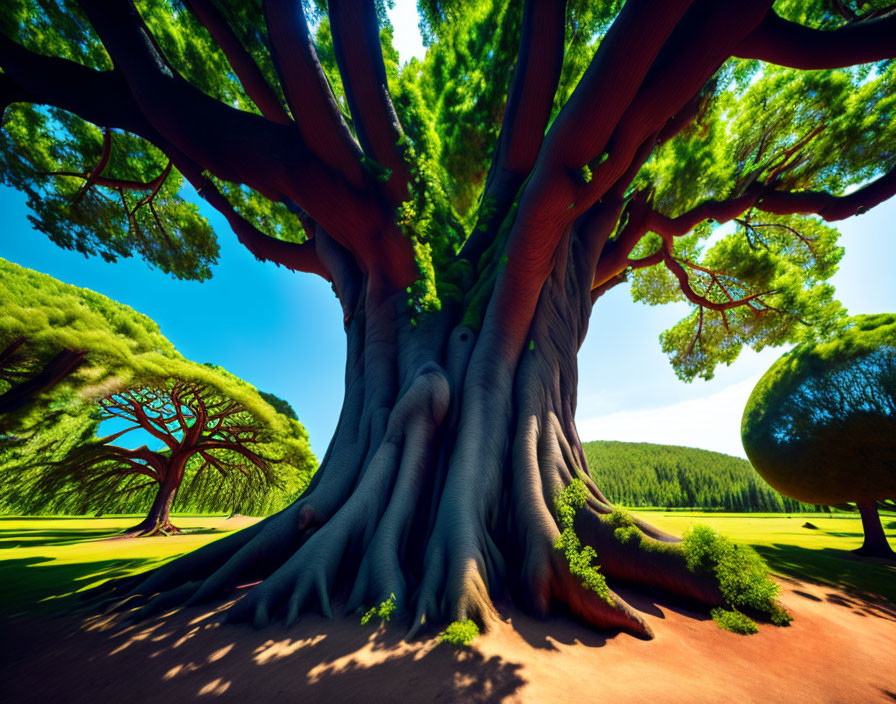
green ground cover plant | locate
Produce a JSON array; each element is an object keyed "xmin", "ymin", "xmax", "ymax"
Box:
[{"xmin": 439, "ymin": 620, "xmax": 480, "ymax": 647}]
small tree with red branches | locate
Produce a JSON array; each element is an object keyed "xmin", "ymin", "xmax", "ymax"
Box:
[{"xmin": 11, "ymin": 376, "xmax": 314, "ymax": 536}]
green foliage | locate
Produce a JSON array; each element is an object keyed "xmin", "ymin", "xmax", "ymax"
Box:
[
  {"xmin": 583, "ymin": 441, "xmax": 813, "ymax": 512},
  {"xmin": 742, "ymin": 314, "xmax": 896, "ymax": 506},
  {"xmin": 553, "ymin": 479, "xmax": 612, "ymax": 603},
  {"xmin": 649, "ymin": 214, "xmax": 845, "ymax": 381},
  {"xmin": 438, "ymin": 619, "xmax": 479, "ymax": 647},
  {"xmin": 604, "ymin": 507, "xmax": 640, "ymax": 544},
  {"xmin": 361, "ymin": 593, "xmax": 397, "ymax": 625},
  {"xmin": 0, "ymin": 260, "xmax": 316, "ymax": 517},
  {"xmin": 626, "ymin": 46, "xmax": 893, "ymax": 379},
  {"xmin": 711, "ymin": 608, "xmax": 758, "ymax": 635},
  {"xmin": 2, "ymin": 1, "xmax": 893, "ymax": 383},
  {"xmin": 257, "ymin": 391, "xmax": 299, "ymax": 421},
  {"xmin": 682, "ymin": 524, "xmax": 790, "ymax": 627}
]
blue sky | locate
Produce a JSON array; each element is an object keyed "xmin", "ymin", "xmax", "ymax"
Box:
[{"xmin": 2, "ymin": 3, "xmax": 894, "ymax": 460}]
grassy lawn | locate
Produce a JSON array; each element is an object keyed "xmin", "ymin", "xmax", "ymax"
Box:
[
  {"xmin": 1, "ymin": 511, "xmax": 894, "ymax": 618},
  {"xmin": 0, "ymin": 514, "xmax": 259, "ymax": 617},
  {"xmin": 632, "ymin": 510, "xmax": 896, "ymax": 604}
]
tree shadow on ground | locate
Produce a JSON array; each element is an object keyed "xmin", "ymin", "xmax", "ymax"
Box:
[
  {"xmin": 1, "ymin": 601, "xmax": 527, "ymax": 704},
  {"xmin": 0, "ymin": 529, "xmax": 119, "ymax": 549},
  {"xmin": 0, "ymin": 556, "xmax": 163, "ymax": 617},
  {"xmin": 756, "ymin": 543, "xmax": 896, "ymax": 617}
]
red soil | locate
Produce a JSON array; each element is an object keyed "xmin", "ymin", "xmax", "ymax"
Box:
[{"xmin": 2, "ymin": 579, "xmax": 894, "ymax": 703}]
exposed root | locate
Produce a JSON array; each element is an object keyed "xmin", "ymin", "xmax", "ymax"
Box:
[
  {"xmin": 113, "ymin": 518, "xmax": 182, "ymax": 539},
  {"xmin": 575, "ymin": 507, "xmax": 725, "ymax": 607},
  {"xmin": 86, "ymin": 284, "xmax": 747, "ymax": 645}
]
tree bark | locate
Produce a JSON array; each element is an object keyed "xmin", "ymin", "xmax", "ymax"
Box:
[
  {"xmin": 119, "ymin": 457, "xmax": 187, "ymax": 538},
  {"xmin": 854, "ymin": 503, "xmax": 895, "ymax": 559},
  {"xmin": 102, "ymin": 231, "xmax": 739, "ymax": 637}
]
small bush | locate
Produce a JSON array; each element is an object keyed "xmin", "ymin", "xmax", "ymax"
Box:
[
  {"xmin": 439, "ymin": 620, "xmax": 479, "ymax": 647},
  {"xmin": 711, "ymin": 608, "xmax": 759, "ymax": 635},
  {"xmin": 604, "ymin": 507, "xmax": 641, "ymax": 544},
  {"xmin": 683, "ymin": 524, "xmax": 791, "ymax": 628},
  {"xmin": 361, "ymin": 593, "xmax": 396, "ymax": 625}
]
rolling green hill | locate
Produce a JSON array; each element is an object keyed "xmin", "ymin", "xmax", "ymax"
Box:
[{"xmin": 583, "ymin": 440, "xmax": 812, "ymax": 512}]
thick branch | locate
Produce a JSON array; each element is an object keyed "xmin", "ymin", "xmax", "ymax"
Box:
[
  {"xmin": 757, "ymin": 166, "xmax": 896, "ymax": 220},
  {"xmin": 0, "ymin": 32, "xmax": 149, "ymax": 134},
  {"xmin": 261, "ymin": 0, "xmax": 367, "ymax": 186},
  {"xmin": 735, "ymin": 10, "xmax": 896, "ymax": 68},
  {"xmin": 74, "ymin": 0, "xmax": 413, "ymax": 281},
  {"xmin": 461, "ymin": 0, "xmax": 568, "ymax": 262},
  {"xmin": 329, "ymin": 0, "xmax": 412, "ymax": 205},
  {"xmin": 171, "ymin": 155, "xmax": 330, "ymax": 279},
  {"xmin": 185, "ymin": 0, "xmax": 291, "ymax": 125}
]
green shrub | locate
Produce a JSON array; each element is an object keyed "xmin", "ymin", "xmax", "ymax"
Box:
[
  {"xmin": 361, "ymin": 593, "xmax": 396, "ymax": 625},
  {"xmin": 604, "ymin": 507, "xmax": 641, "ymax": 544},
  {"xmin": 554, "ymin": 480, "xmax": 612, "ymax": 604},
  {"xmin": 711, "ymin": 608, "xmax": 759, "ymax": 635},
  {"xmin": 439, "ymin": 620, "xmax": 479, "ymax": 647},
  {"xmin": 683, "ymin": 524, "xmax": 791, "ymax": 627}
]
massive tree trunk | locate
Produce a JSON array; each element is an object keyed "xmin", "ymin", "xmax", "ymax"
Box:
[
  {"xmin": 119, "ymin": 456, "xmax": 187, "ymax": 538},
  {"xmin": 854, "ymin": 503, "xmax": 894, "ymax": 559},
  {"xmin": 104, "ymin": 229, "xmax": 728, "ymax": 638}
]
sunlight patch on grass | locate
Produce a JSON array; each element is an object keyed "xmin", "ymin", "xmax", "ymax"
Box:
[{"xmin": 0, "ymin": 514, "xmax": 261, "ymax": 614}]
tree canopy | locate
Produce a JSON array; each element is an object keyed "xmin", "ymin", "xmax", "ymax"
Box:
[{"xmin": 2, "ymin": 1, "xmax": 893, "ymax": 377}]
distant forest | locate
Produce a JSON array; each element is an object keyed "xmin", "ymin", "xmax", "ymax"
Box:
[{"xmin": 584, "ymin": 441, "xmax": 814, "ymax": 512}]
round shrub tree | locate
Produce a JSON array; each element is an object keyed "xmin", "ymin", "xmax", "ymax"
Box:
[{"xmin": 742, "ymin": 314, "xmax": 896, "ymax": 558}]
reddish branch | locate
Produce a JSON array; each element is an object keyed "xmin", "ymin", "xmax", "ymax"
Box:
[
  {"xmin": 593, "ymin": 160, "xmax": 896, "ymax": 293},
  {"xmin": 461, "ymin": 0, "xmax": 568, "ymax": 262},
  {"xmin": 185, "ymin": 0, "xmax": 292, "ymax": 125},
  {"xmin": 735, "ymin": 9, "xmax": 896, "ymax": 69},
  {"xmin": 261, "ymin": 0, "xmax": 368, "ymax": 187},
  {"xmin": 329, "ymin": 0, "xmax": 413, "ymax": 206},
  {"xmin": 661, "ymin": 252, "xmax": 772, "ymax": 316},
  {"xmin": 73, "ymin": 127, "xmax": 112, "ymax": 204},
  {"xmin": 76, "ymin": 381, "xmax": 275, "ymax": 536},
  {"xmin": 72, "ymin": 0, "xmax": 415, "ymax": 286},
  {"xmin": 1, "ymin": 1, "xmax": 895, "ymax": 336}
]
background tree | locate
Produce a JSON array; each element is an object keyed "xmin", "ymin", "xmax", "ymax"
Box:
[
  {"xmin": 742, "ymin": 314, "xmax": 896, "ymax": 559},
  {"xmin": 0, "ymin": 259, "xmax": 317, "ymax": 527},
  {"xmin": 584, "ymin": 440, "xmax": 813, "ymax": 512},
  {"xmin": 10, "ymin": 374, "xmax": 313, "ymax": 537},
  {"xmin": 2, "ymin": 0, "xmax": 895, "ymax": 636}
]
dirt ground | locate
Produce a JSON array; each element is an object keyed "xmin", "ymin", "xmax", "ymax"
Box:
[{"xmin": 2, "ymin": 577, "xmax": 894, "ymax": 703}]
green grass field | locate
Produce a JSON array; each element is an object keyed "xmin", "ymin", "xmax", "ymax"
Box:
[
  {"xmin": 0, "ymin": 514, "xmax": 246, "ymax": 616},
  {"xmin": 1, "ymin": 511, "xmax": 893, "ymax": 617}
]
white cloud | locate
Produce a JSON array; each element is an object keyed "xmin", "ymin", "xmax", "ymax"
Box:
[{"xmin": 576, "ymin": 376, "xmax": 761, "ymax": 458}]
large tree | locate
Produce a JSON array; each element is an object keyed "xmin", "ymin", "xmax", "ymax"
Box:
[
  {"xmin": 2, "ymin": 0, "xmax": 894, "ymax": 637},
  {"xmin": 0, "ymin": 259, "xmax": 317, "ymax": 528}
]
